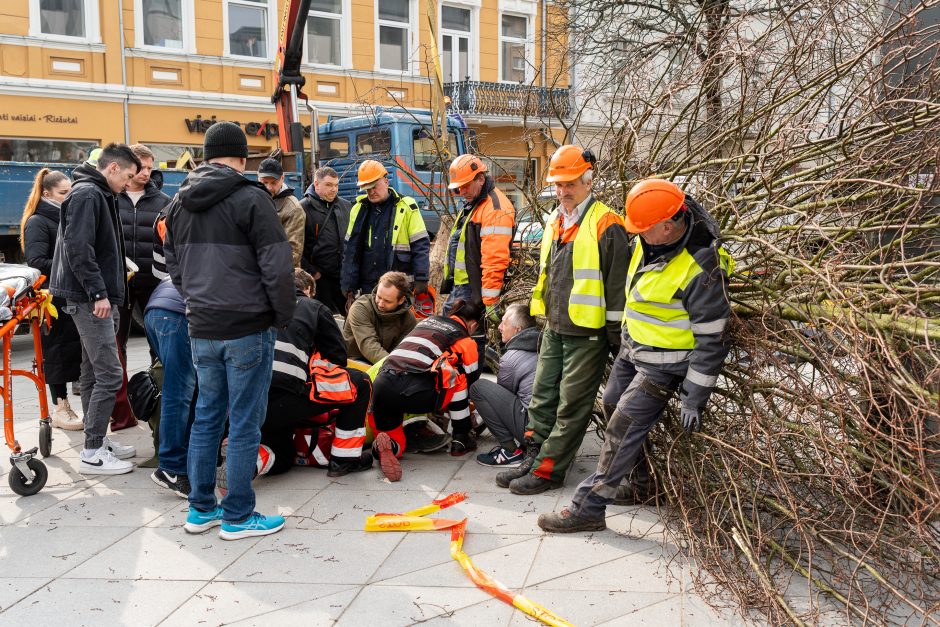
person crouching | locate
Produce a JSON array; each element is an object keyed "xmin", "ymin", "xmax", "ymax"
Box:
[
  {"xmin": 370, "ymin": 300, "xmax": 483, "ymax": 481},
  {"xmin": 262, "ymin": 269, "xmax": 374, "ymax": 477}
]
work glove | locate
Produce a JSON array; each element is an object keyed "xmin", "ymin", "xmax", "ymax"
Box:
[
  {"xmin": 344, "ymin": 291, "xmax": 356, "ymax": 314},
  {"xmin": 414, "ymin": 280, "xmax": 429, "ymax": 295},
  {"xmin": 485, "ymin": 305, "xmax": 501, "ymax": 325},
  {"xmin": 680, "ymin": 405, "xmax": 703, "ymax": 433}
]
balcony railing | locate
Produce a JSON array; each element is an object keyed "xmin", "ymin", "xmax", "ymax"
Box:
[{"xmin": 443, "ymin": 81, "xmax": 572, "ymax": 119}]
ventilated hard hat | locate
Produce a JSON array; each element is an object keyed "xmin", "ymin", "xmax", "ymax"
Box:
[
  {"xmin": 624, "ymin": 179, "xmax": 686, "ymax": 234},
  {"xmin": 546, "ymin": 145, "xmax": 595, "ymax": 183},
  {"xmin": 357, "ymin": 160, "xmax": 389, "ymax": 189},
  {"xmin": 447, "ymin": 154, "xmax": 487, "ymax": 190}
]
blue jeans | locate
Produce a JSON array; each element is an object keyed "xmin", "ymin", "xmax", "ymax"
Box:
[
  {"xmin": 188, "ymin": 328, "xmax": 276, "ymax": 523},
  {"xmin": 144, "ymin": 308, "xmax": 196, "ymax": 476}
]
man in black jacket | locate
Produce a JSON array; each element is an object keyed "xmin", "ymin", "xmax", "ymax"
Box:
[
  {"xmin": 300, "ymin": 166, "xmax": 350, "ymax": 314},
  {"xmin": 164, "ymin": 121, "xmax": 295, "ymax": 540},
  {"xmin": 117, "ymin": 143, "xmax": 170, "ymax": 352},
  {"xmin": 51, "ymin": 142, "xmax": 141, "ymax": 476}
]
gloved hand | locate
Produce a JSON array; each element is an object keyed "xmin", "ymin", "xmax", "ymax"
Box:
[
  {"xmin": 344, "ymin": 291, "xmax": 356, "ymax": 314},
  {"xmin": 414, "ymin": 280, "xmax": 429, "ymax": 295},
  {"xmin": 680, "ymin": 405, "xmax": 702, "ymax": 433},
  {"xmin": 485, "ymin": 305, "xmax": 501, "ymax": 325}
]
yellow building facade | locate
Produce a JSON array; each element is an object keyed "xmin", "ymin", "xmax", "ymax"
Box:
[{"xmin": 0, "ymin": 0, "xmax": 571, "ymax": 206}]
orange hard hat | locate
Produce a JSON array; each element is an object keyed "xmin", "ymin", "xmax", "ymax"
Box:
[
  {"xmin": 546, "ymin": 145, "xmax": 595, "ymax": 183},
  {"xmin": 448, "ymin": 154, "xmax": 487, "ymax": 190},
  {"xmin": 412, "ymin": 285, "xmax": 438, "ymax": 319},
  {"xmin": 624, "ymin": 179, "xmax": 686, "ymax": 234},
  {"xmin": 357, "ymin": 160, "xmax": 388, "ymax": 189}
]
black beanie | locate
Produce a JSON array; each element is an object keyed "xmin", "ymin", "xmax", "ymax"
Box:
[{"xmin": 203, "ymin": 121, "xmax": 248, "ymax": 161}]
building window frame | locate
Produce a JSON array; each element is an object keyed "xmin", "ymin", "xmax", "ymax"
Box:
[
  {"xmin": 374, "ymin": 0, "xmax": 419, "ymax": 75},
  {"xmin": 133, "ymin": 0, "xmax": 195, "ymax": 53},
  {"xmin": 303, "ymin": 0, "xmax": 352, "ymax": 69},
  {"xmin": 499, "ymin": 11, "xmax": 533, "ymax": 84},
  {"xmin": 438, "ymin": 1, "xmax": 479, "ymax": 83},
  {"xmin": 222, "ymin": 0, "xmax": 277, "ymax": 61},
  {"xmin": 29, "ymin": 0, "xmax": 101, "ymax": 44}
]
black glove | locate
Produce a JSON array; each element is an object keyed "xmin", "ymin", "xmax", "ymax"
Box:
[
  {"xmin": 680, "ymin": 405, "xmax": 702, "ymax": 433},
  {"xmin": 414, "ymin": 280, "xmax": 429, "ymax": 294}
]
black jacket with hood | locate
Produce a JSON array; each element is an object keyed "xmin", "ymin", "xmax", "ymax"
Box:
[
  {"xmin": 50, "ymin": 163, "xmax": 126, "ymax": 305},
  {"xmin": 271, "ymin": 292, "xmax": 348, "ymax": 396},
  {"xmin": 299, "ymin": 185, "xmax": 350, "ymax": 279},
  {"xmin": 163, "ymin": 162, "xmax": 295, "ymax": 339},
  {"xmin": 118, "ymin": 171, "xmax": 170, "ymax": 290}
]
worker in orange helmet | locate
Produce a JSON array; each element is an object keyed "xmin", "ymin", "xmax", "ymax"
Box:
[
  {"xmin": 341, "ymin": 160, "xmax": 431, "ymax": 313},
  {"xmin": 539, "ymin": 178, "xmax": 735, "ymax": 533},
  {"xmin": 440, "ymin": 154, "xmax": 516, "ymax": 454}
]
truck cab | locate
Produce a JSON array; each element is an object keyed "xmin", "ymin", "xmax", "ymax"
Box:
[{"xmin": 316, "ymin": 109, "xmax": 469, "ymax": 237}]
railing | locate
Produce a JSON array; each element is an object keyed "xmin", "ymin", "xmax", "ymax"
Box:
[{"xmin": 443, "ymin": 80, "xmax": 572, "ymax": 119}]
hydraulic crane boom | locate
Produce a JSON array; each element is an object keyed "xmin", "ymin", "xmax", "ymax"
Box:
[{"xmin": 273, "ymin": 0, "xmax": 313, "ymax": 186}]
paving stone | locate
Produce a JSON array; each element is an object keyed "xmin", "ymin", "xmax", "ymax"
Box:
[
  {"xmin": 525, "ymin": 530, "xmax": 662, "ymax": 588},
  {"xmin": 324, "ymin": 456, "xmax": 461, "ymax": 492},
  {"xmin": 507, "ymin": 589, "xmax": 674, "ymax": 626},
  {"xmin": 445, "ymin": 490, "xmax": 564, "ymax": 535},
  {"xmin": 0, "ymin": 524, "xmax": 134, "ymax": 578},
  {"xmin": 0, "ymin": 482, "xmax": 92, "ymax": 525},
  {"xmin": 292, "ymin": 486, "xmax": 442, "ymax": 530},
  {"xmin": 18, "ymin": 485, "xmax": 180, "ymax": 528},
  {"xmin": 528, "ymin": 551, "xmax": 685, "ymax": 594},
  {"xmin": 0, "ymin": 577, "xmax": 49, "ymax": 612},
  {"xmin": 416, "ymin": 598, "xmax": 515, "ymax": 626},
  {"xmin": 0, "ymin": 577, "xmax": 204, "ymax": 625},
  {"xmin": 334, "ymin": 584, "xmax": 493, "ymax": 626}
]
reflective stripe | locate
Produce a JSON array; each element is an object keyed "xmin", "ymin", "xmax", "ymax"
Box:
[
  {"xmin": 152, "ymin": 268, "xmax": 168, "ymax": 280},
  {"xmin": 393, "ymin": 243, "xmax": 410, "ymax": 251},
  {"xmin": 402, "ymin": 414, "xmax": 428, "ymax": 426},
  {"xmin": 410, "ymin": 229, "xmax": 429, "ymax": 242},
  {"xmin": 336, "ymin": 427, "xmax": 367, "ymax": 439},
  {"xmin": 463, "ymin": 360, "xmax": 478, "ymax": 373},
  {"xmin": 606, "ymin": 310, "xmax": 623, "ymax": 321},
  {"xmin": 630, "ymin": 288, "xmax": 685, "ymax": 310},
  {"xmin": 275, "ymin": 340, "xmax": 308, "ymax": 364},
  {"xmin": 481, "ymin": 288, "xmax": 500, "ymax": 298},
  {"xmin": 480, "ymin": 226, "xmax": 514, "ymax": 236},
  {"xmin": 454, "ymin": 261, "xmax": 467, "ymax": 270},
  {"xmin": 570, "ymin": 293, "xmax": 604, "ymax": 307},
  {"xmin": 630, "ymin": 348, "xmax": 692, "ymax": 364},
  {"xmin": 450, "ymin": 388, "xmax": 468, "ymax": 402},
  {"xmin": 272, "ymin": 361, "xmax": 307, "ymax": 381},
  {"xmin": 404, "ymin": 337, "xmax": 443, "ymax": 356},
  {"xmin": 686, "ymin": 367, "xmax": 718, "ymax": 388},
  {"xmin": 624, "ymin": 309, "xmax": 692, "ymax": 330},
  {"xmin": 691, "ymin": 318, "xmax": 729, "ymax": 335},
  {"xmin": 331, "ymin": 446, "xmax": 364, "ymax": 458},
  {"xmin": 153, "ymin": 252, "xmax": 165, "ymax": 263},
  {"xmin": 574, "ymin": 268, "xmax": 603, "ymax": 281},
  {"xmin": 312, "ymin": 446, "xmax": 329, "ymax": 466},
  {"xmin": 389, "ymin": 349, "xmax": 434, "ymax": 365},
  {"xmin": 448, "ymin": 407, "xmax": 471, "ymax": 420},
  {"xmin": 316, "ymin": 380, "xmax": 352, "ymax": 393}
]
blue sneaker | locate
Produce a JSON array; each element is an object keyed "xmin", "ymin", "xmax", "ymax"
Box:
[
  {"xmin": 219, "ymin": 512, "xmax": 285, "ymax": 541},
  {"xmin": 476, "ymin": 445, "xmax": 524, "ymax": 468},
  {"xmin": 184, "ymin": 506, "xmax": 224, "ymax": 534}
]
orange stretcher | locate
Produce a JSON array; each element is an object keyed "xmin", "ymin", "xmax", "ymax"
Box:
[{"xmin": 0, "ymin": 265, "xmax": 54, "ymax": 496}]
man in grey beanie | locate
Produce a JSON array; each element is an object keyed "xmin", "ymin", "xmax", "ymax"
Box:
[{"xmin": 163, "ymin": 121, "xmax": 296, "ymax": 540}]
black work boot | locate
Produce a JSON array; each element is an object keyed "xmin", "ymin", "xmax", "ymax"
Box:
[
  {"xmin": 496, "ymin": 437, "xmax": 539, "ymax": 488},
  {"xmin": 327, "ymin": 451, "xmax": 374, "ymax": 477},
  {"xmin": 537, "ymin": 507, "xmax": 606, "ymax": 533},
  {"xmin": 509, "ymin": 472, "xmax": 562, "ymax": 495}
]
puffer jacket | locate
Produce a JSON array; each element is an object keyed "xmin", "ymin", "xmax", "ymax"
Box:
[
  {"xmin": 496, "ymin": 325, "xmax": 539, "ymax": 409},
  {"xmin": 272, "ymin": 184, "xmax": 306, "ymax": 267},
  {"xmin": 300, "ymin": 186, "xmax": 350, "ymax": 279},
  {"xmin": 118, "ymin": 173, "xmax": 170, "ymax": 290},
  {"xmin": 163, "ymin": 162, "xmax": 295, "ymax": 339},
  {"xmin": 23, "ymin": 199, "xmax": 62, "ymax": 287},
  {"xmin": 50, "ymin": 163, "xmax": 126, "ymax": 304},
  {"xmin": 342, "ymin": 286, "xmax": 417, "ymax": 363}
]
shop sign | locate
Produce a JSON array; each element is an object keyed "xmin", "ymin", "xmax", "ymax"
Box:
[
  {"xmin": 0, "ymin": 113, "xmax": 79, "ymax": 124},
  {"xmin": 184, "ymin": 115, "xmax": 312, "ymax": 140}
]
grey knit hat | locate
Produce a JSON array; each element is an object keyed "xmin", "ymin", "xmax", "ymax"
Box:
[{"xmin": 203, "ymin": 121, "xmax": 248, "ymax": 161}]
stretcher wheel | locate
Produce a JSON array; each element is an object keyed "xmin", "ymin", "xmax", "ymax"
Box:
[
  {"xmin": 8, "ymin": 458, "xmax": 48, "ymax": 496},
  {"xmin": 39, "ymin": 420, "xmax": 52, "ymax": 458}
]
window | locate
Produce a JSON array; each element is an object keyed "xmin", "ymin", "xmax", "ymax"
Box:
[
  {"xmin": 441, "ymin": 5, "xmax": 472, "ymax": 83},
  {"xmin": 307, "ymin": 0, "xmax": 344, "ymax": 66},
  {"xmin": 355, "ymin": 130, "xmax": 391, "ymax": 156},
  {"xmin": 0, "ymin": 138, "xmax": 98, "ymax": 163},
  {"xmin": 146, "ymin": 144, "xmax": 204, "ymax": 165},
  {"xmin": 320, "ymin": 137, "xmax": 350, "ymax": 160},
  {"xmin": 500, "ymin": 14, "xmax": 530, "ymax": 83},
  {"xmin": 377, "ymin": 0, "xmax": 413, "ymax": 72},
  {"xmin": 136, "ymin": 0, "xmax": 192, "ymax": 50},
  {"xmin": 32, "ymin": 0, "xmax": 99, "ymax": 41},
  {"xmin": 412, "ymin": 128, "xmax": 459, "ymax": 171},
  {"xmin": 483, "ymin": 156, "xmax": 536, "ymax": 210},
  {"xmin": 226, "ymin": 0, "xmax": 271, "ymax": 58}
]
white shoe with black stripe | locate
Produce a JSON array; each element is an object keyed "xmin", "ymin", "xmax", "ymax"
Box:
[{"xmin": 79, "ymin": 448, "xmax": 134, "ymax": 475}]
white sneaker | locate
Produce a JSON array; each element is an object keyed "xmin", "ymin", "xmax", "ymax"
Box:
[
  {"xmin": 103, "ymin": 435, "xmax": 136, "ymax": 460},
  {"xmin": 80, "ymin": 448, "xmax": 134, "ymax": 475},
  {"xmin": 51, "ymin": 399, "xmax": 83, "ymax": 431}
]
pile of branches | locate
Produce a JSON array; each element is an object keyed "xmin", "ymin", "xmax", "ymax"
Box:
[{"xmin": 487, "ymin": 0, "xmax": 940, "ymax": 622}]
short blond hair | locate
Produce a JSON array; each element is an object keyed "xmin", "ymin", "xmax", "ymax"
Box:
[{"xmin": 129, "ymin": 143, "xmax": 154, "ymax": 161}]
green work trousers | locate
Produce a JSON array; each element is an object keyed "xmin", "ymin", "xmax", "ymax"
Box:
[{"xmin": 525, "ymin": 328, "xmax": 608, "ymax": 483}]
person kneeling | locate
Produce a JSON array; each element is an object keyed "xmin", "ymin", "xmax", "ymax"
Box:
[
  {"xmin": 262, "ymin": 270, "xmax": 373, "ymax": 477},
  {"xmin": 371, "ymin": 300, "xmax": 483, "ymax": 480}
]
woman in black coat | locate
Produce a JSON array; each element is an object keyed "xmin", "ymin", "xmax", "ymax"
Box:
[{"xmin": 21, "ymin": 168, "xmax": 83, "ymax": 430}]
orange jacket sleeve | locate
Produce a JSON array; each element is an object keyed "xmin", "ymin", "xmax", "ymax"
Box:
[{"xmin": 476, "ymin": 189, "xmax": 516, "ymax": 306}]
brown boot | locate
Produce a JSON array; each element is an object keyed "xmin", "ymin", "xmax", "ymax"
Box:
[
  {"xmin": 537, "ymin": 507, "xmax": 606, "ymax": 533},
  {"xmin": 51, "ymin": 399, "xmax": 83, "ymax": 430}
]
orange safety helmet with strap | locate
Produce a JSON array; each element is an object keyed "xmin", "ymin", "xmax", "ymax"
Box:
[
  {"xmin": 623, "ymin": 179, "xmax": 686, "ymax": 234},
  {"xmin": 545, "ymin": 145, "xmax": 596, "ymax": 183},
  {"xmin": 308, "ymin": 351, "xmax": 357, "ymax": 404},
  {"xmin": 357, "ymin": 159, "xmax": 389, "ymax": 188},
  {"xmin": 448, "ymin": 154, "xmax": 487, "ymax": 190},
  {"xmin": 412, "ymin": 284, "xmax": 437, "ymax": 319}
]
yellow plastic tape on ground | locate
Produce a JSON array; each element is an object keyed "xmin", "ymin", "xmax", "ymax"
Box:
[{"xmin": 364, "ymin": 492, "xmax": 575, "ymax": 627}]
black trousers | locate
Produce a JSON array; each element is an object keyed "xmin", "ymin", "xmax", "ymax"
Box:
[
  {"xmin": 261, "ymin": 369, "xmax": 371, "ymax": 475},
  {"xmin": 314, "ymin": 274, "xmax": 346, "ymax": 315},
  {"xmin": 372, "ymin": 371, "xmax": 439, "ymax": 432},
  {"xmin": 117, "ymin": 279, "xmax": 157, "ymax": 357}
]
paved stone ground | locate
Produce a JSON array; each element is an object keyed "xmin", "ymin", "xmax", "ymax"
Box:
[{"xmin": 0, "ymin": 335, "xmax": 844, "ymax": 626}]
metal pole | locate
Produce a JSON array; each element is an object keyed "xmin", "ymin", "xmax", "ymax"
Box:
[{"xmin": 118, "ymin": 0, "xmax": 130, "ymax": 144}]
